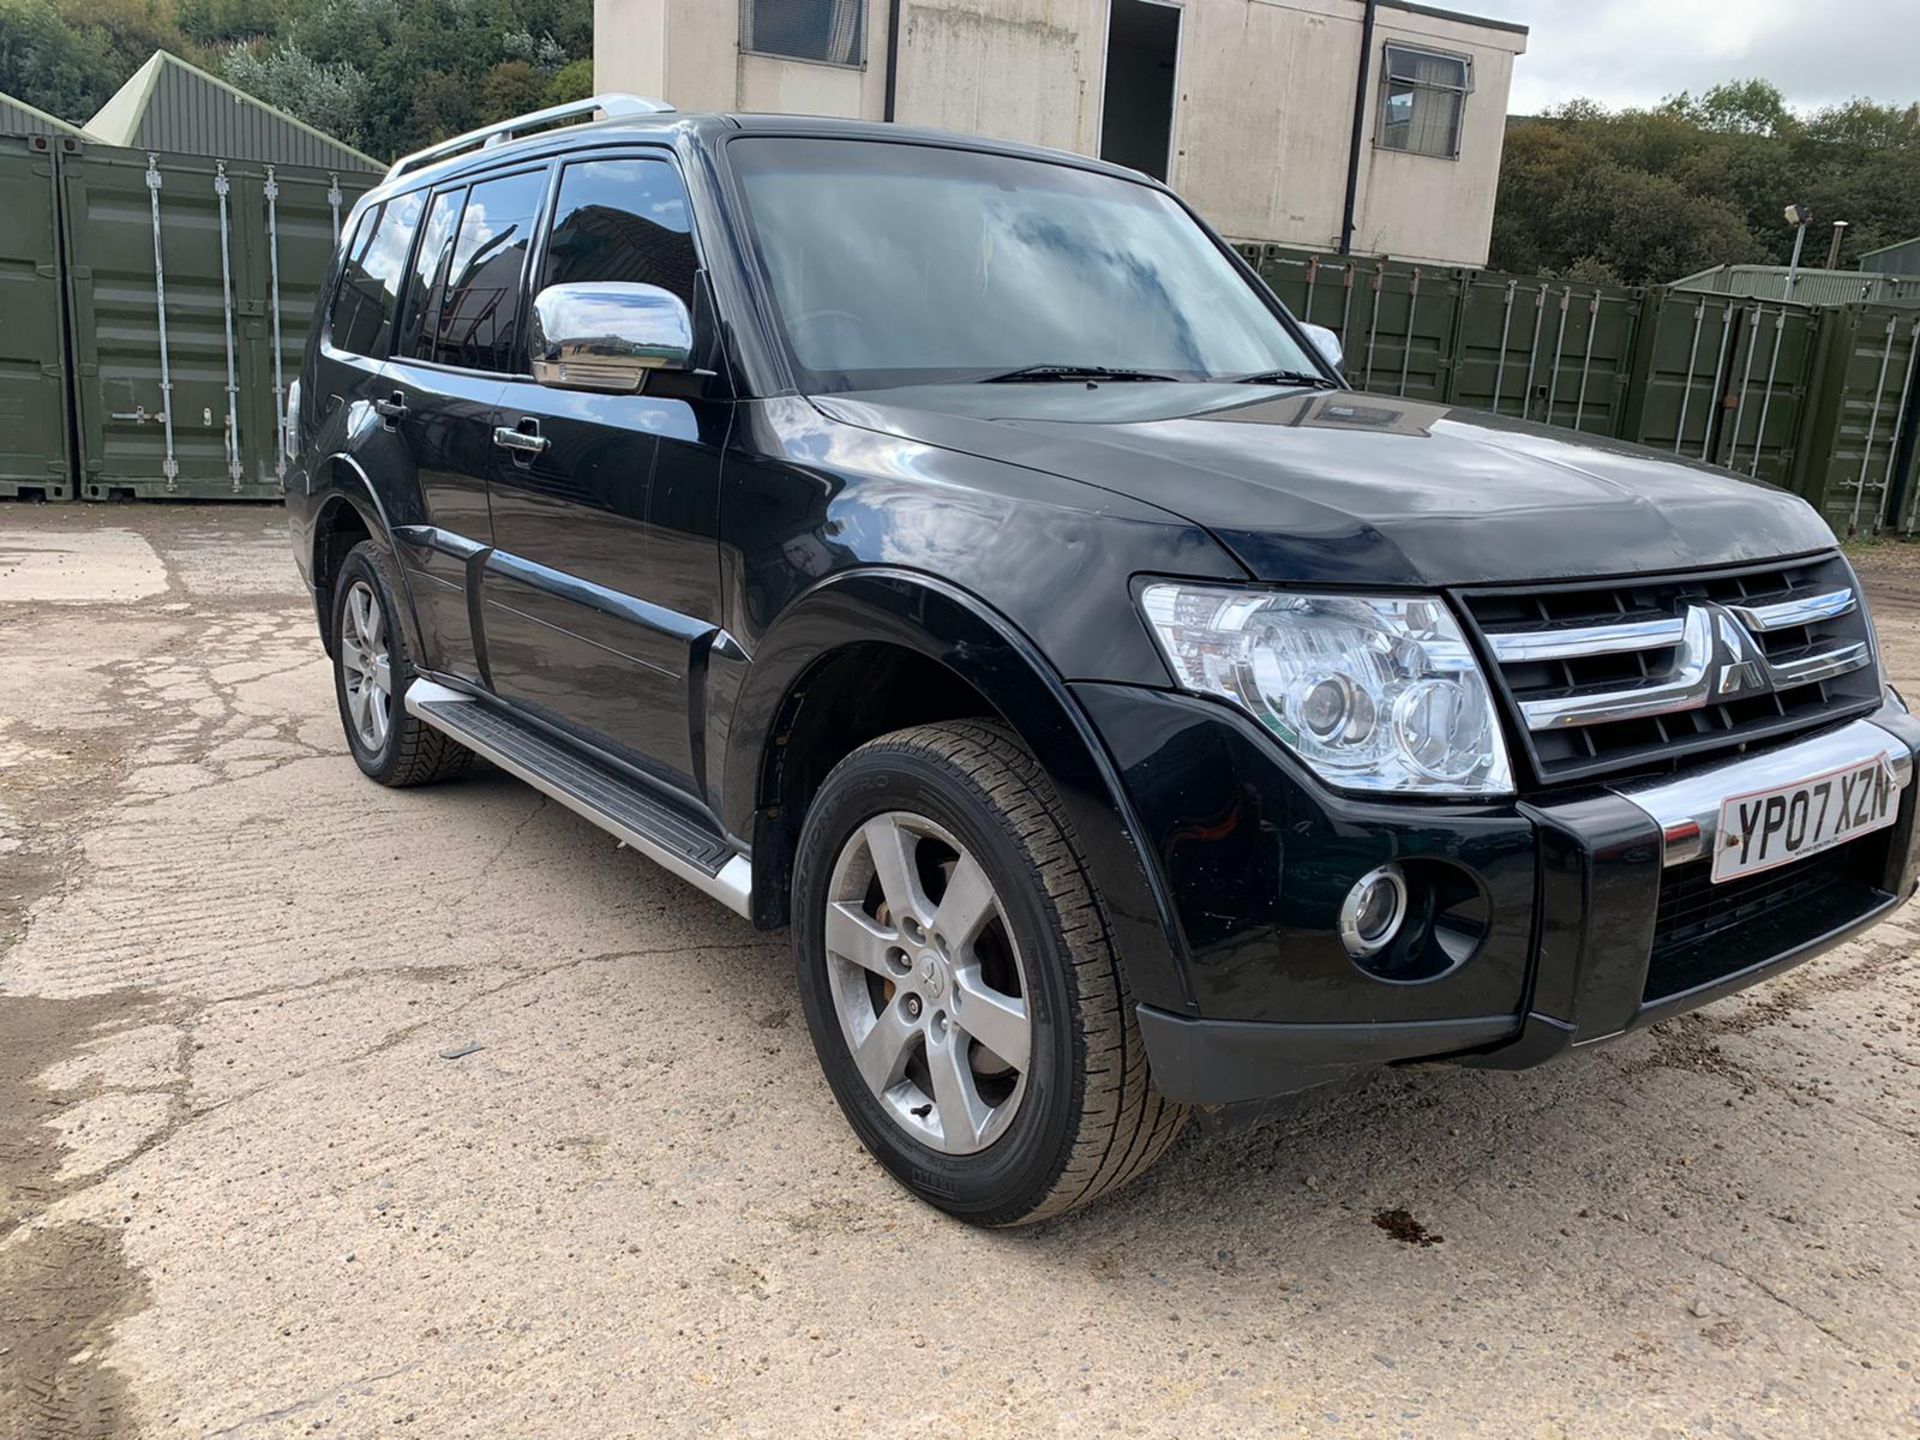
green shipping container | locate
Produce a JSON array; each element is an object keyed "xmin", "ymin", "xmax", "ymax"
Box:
[
  {"xmin": 1451, "ymin": 273, "xmax": 1642, "ymax": 437},
  {"xmin": 1795, "ymin": 305, "xmax": 1920, "ymax": 535},
  {"xmin": 60, "ymin": 142, "xmax": 372, "ymax": 500},
  {"xmin": 0, "ymin": 134, "xmax": 73, "ymax": 500}
]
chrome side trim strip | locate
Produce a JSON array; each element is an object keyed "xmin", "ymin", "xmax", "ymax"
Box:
[
  {"xmin": 403, "ymin": 679, "xmax": 753, "ymax": 918},
  {"xmin": 1611, "ymin": 715, "xmax": 1912, "ymax": 868},
  {"xmin": 1728, "ymin": 587, "xmax": 1855, "ymax": 632},
  {"xmin": 1487, "ymin": 615, "xmax": 1685, "ymax": 663}
]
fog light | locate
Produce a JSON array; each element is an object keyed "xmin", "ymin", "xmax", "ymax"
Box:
[{"xmin": 1339, "ymin": 863, "xmax": 1408, "ymax": 959}]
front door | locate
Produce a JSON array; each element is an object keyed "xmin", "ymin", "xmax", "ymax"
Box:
[{"xmin": 483, "ymin": 152, "xmax": 728, "ymax": 797}]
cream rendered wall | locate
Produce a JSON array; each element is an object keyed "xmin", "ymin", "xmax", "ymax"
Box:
[
  {"xmin": 594, "ymin": 0, "xmax": 891, "ymax": 119},
  {"xmin": 892, "ymin": 0, "xmax": 1106, "ymax": 154},
  {"xmin": 1178, "ymin": 0, "xmax": 1523, "ymax": 265},
  {"xmin": 1349, "ymin": 9, "xmax": 1519, "ymax": 264}
]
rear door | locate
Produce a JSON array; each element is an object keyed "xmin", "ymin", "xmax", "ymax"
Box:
[
  {"xmin": 382, "ymin": 173, "xmax": 535, "ymax": 683},
  {"xmin": 483, "ymin": 151, "xmax": 727, "ymax": 796}
]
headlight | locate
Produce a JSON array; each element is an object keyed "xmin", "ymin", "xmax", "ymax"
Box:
[{"xmin": 1139, "ymin": 583, "xmax": 1513, "ymax": 797}]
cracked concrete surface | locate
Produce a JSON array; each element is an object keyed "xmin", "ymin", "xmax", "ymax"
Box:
[{"xmin": 1, "ymin": 504, "xmax": 1918, "ymax": 1438}]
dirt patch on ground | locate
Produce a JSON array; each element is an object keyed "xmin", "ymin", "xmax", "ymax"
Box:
[{"xmin": 0, "ymin": 994, "xmax": 158, "ymax": 1440}]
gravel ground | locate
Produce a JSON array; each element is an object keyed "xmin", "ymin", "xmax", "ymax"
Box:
[{"xmin": 1, "ymin": 504, "xmax": 1918, "ymax": 1439}]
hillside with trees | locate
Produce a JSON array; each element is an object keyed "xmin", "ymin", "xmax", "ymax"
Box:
[
  {"xmin": 0, "ymin": 0, "xmax": 593, "ymax": 161},
  {"xmin": 1494, "ymin": 82, "xmax": 1920, "ymax": 285}
]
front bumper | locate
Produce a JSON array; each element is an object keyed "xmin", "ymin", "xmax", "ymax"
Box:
[{"xmin": 1076, "ymin": 683, "xmax": 1920, "ymax": 1106}]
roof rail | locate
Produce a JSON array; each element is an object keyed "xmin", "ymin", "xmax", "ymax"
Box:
[{"xmin": 385, "ymin": 93, "xmax": 675, "ymax": 181}]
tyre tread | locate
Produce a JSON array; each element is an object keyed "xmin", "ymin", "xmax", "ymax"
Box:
[{"xmin": 846, "ymin": 719, "xmax": 1186, "ymax": 1224}]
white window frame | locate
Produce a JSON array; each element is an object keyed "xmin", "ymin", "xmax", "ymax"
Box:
[
  {"xmin": 739, "ymin": 0, "xmax": 869, "ymax": 70},
  {"xmin": 1375, "ymin": 42, "xmax": 1473, "ymax": 161}
]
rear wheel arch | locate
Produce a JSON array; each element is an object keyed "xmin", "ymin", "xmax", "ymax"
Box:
[
  {"xmin": 727, "ymin": 570, "xmax": 1196, "ymax": 1015},
  {"xmin": 308, "ymin": 457, "xmax": 425, "ymax": 665}
]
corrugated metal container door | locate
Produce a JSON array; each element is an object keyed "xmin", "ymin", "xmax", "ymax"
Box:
[
  {"xmin": 1797, "ymin": 306, "xmax": 1920, "ymax": 535},
  {"xmin": 1247, "ymin": 247, "xmax": 1466, "ymax": 402},
  {"xmin": 248, "ymin": 159, "xmax": 356, "ymax": 491},
  {"xmin": 1451, "ymin": 273, "xmax": 1642, "ymax": 437},
  {"xmin": 0, "ymin": 134, "xmax": 72, "ymax": 499},
  {"xmin": 1627, "ymin": 288, "xmax": 1747, "ymax": 460},
  {"xmin": 1713, "ymin": 301, "xmax": 1821, "ymax": 487},
  {"xmin": 61, "ymin": 144, "xmax": 368, "ymax": 500}
]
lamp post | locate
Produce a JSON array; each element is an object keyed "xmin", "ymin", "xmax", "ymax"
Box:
[
  {"xmin": 1749, "ymin": 203, "xmax": 1813, "ymax": 481},
  {"xmin": 1782, "ymin": 203, "xmax": 1812, "ymax": 303}
]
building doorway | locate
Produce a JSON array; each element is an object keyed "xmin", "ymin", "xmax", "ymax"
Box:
[{"xmin": 1098, "ymin": 0, "xmax": 1181, "ymax": 182}]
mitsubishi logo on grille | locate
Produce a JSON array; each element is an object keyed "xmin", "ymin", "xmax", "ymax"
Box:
[{"xmin": 1699, "ymin": 603, "xmax": 1772, "ymax": 700}]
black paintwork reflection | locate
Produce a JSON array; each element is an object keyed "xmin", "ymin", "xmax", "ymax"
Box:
[
  {"xmin": 718, "ymin": 396, "xmax": 1237, "ymax": 689},
  {"xmin": 383, "ymin": 360, "xmax": 504, "ymax": 683},
  {"xmin": 485, "ymin": 375, "xmax": 730, "ymax": 793},
  {"xmin": 1075, "ymin": 683, "xmax": 1537, "ymax": 1026},
  {"xmin": 812, "ymin": 383, "xmax": 1837, "ymax": 588}
]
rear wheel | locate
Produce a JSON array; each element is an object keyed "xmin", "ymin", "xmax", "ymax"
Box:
[
  {"xmin": 793, "ymin": 720, "xmax": 1186, "ymax": 1225},
  {"xmin": 330, "ymin": 541, "xmax": 472, "ymax": 787}
]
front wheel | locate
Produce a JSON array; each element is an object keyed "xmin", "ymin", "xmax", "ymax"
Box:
[{"xmin": 792, "ymin": 720, "xmax": 1186, "ymax": 1225}]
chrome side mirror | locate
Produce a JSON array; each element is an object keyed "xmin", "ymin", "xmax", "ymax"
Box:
[
  {"xmin": 1300, "ymin": 322, "xmax": 1344, "ymax": 375},
  {"xmin": 530, "ymin": 282, "xmax": 694, "ymax": 392}
]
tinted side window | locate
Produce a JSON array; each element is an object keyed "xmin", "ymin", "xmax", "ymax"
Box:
[
  {"xmin": 396, "ymin": 187, "xmax": 465, "ymax": 362},
  {"xmin": 539, "ymin": 158, "xmax": 698, "ymax": 306},
  {"xmin": 435, "ymin": 169, "xmax": 549, "ymax": 373},
  {"xmin": 330, "ymin": 191, "xmax": 424, "ymax": 358}
]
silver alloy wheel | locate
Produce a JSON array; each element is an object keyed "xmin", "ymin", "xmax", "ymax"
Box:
[
  {"xmin": 824, "ymin": 811, "xmax": 1032, "ymax": 1155},
  {"xmin": 339, "ymin": 578, "xmax": 393, "ymax": 754}
]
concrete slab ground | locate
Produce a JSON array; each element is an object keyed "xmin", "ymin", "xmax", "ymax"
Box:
[{"xmin": 1, "ymin": 503, "xmax": 1917, "ymax": 1439}]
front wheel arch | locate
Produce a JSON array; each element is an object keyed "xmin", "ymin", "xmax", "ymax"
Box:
[{"xmin": 724, "ymin": 569, "xmax": 1196, "ymax": 1016}]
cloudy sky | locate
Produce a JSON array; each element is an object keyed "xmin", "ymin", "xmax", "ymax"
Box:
[{"xmin": 1462, "ymin": 0, "xmax": 1919, "ymax": 115}]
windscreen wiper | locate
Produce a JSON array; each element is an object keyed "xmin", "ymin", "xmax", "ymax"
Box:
[
  {"xmin": 974, "ymin": 364, "xmax": 1184, "ymax": 384},
  {"xmin": 1225, "ymin": 368, "xmax": 1343, "ymax": 389}
]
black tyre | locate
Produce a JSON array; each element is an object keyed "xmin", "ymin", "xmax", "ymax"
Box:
[
  {"xmin": 330, "ymin": 540, "xmax": 472, "ymax": 787},
  {"xmin": 792, "ymin": 720, "xmax": 1186, "ymax": 1225}
]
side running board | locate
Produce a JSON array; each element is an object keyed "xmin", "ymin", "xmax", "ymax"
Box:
[{"xmin": 404, "ymin": 679, "xmax": 753, "ymax": 918}]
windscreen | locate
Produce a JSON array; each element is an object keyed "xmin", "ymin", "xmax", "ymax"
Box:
[{"xmin": 728, "ymin": 137, "xmax": 1316, "ymax": 392}]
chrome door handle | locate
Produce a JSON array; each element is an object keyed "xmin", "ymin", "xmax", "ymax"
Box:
[
  {"xmin": 492, "ymin": 426, "xmax": 550, "ymax": 456},
  {"xmin": 373, "ymin": 391, "xmax": 408, "ymax": 427}
]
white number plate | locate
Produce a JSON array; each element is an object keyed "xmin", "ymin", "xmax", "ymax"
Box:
[{"xmin": 1712, "ymin": 756, "xmax": 1899, "ymax": 883}]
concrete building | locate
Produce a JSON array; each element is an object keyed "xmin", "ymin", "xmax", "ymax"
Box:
[{"xmin": 593, "ymin": 0, "xmax": 1527, "ymax": 265}]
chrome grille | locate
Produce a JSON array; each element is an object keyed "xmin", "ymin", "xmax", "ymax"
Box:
[{"xmin": 1459, "ymin": 555, "xmax": 1882, "ymax": 786}]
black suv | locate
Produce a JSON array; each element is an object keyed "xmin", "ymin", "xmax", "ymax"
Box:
[{"xmin": 286, "ymin": 95, "xmax": 1920, "ymax": 1225}]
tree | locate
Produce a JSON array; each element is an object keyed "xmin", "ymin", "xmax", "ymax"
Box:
[
  {"xmin": 1493, "ymin": 83, "xmax": 1920, "ymax": 282},
  {"xmin": 178, "ymin": 0, "xmax": 284, "ymax": 46},
  {"xmin": 479, "ymin": 60, "xmax": 546, "ymax": 124},
  {"xmin": 0, "ymin": 0, "xmax": 594, "ymax": 159},
  {"xmin": 222, "ymin": 41, "xmax": 369, "ymax": 147}
]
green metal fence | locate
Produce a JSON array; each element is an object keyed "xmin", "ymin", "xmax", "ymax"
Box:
[{"xmin": 1239, "ymin": 241, "xmax": 1920, "ymax": 535}]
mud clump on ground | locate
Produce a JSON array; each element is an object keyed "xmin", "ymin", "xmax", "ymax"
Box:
[{"xmin": 1373, "ymin": 1208, "xmax": 1445, "ymax": 1247}]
